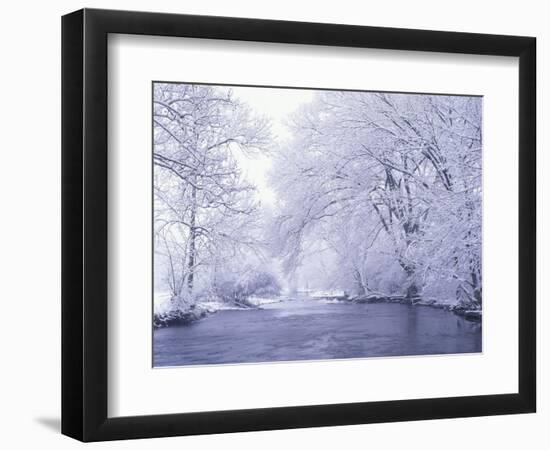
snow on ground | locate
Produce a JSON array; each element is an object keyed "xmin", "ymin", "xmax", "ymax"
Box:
[
  {"xmin": 154, "ymin": 292, "xmax": 172, "ymax": 315},
  {"xmin": 247, "ymin": 296, "xmax": 283, "ymax": 306},
  {"xmin": 154, "ymin": 292, "xmax": 283, "ymax": 315},
  {"xmin": 309, "ymin": 290, "xmax": 347, "ymax": 299},
  {"xmin": 200, "ymin": 301, "xmax": 247, "ymax": 311}
]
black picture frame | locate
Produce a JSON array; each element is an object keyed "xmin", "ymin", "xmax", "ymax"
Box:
[{"xmin": 61, "ymin": 8, "xmax": 536, "ymax": 442}]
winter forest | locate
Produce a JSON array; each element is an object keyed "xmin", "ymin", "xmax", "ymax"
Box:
[{"xmin": 153, "ymin": 82, "xmax": 482, "ymax": 366}]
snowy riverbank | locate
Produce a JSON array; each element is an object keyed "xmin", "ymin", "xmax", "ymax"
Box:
[
  {"xmin": 153, "ymin": 293, "xmax": 285, "ymax": 328},
  {"xmin": 347, "ymin": 294, "xmax": 482, "ymax": 321},
  {"xmin": 153, "ymin": 291, "xmax": 481, "ymax": 329}
]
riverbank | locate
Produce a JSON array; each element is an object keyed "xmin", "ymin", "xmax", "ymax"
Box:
[
  {"xmin": 153, "ymin": 293, "xmax": 284, "ymax": 329},
  {"xmin": 348, "ymin": 294, "xmax": 482, "ymax": 322},
  {"xmin": 153, "ymin": 292, "xmax": 482, "ymax": 329},
  {"xmin": 154, "ymin": 299, "xmax": 254, "ymax": 329},
  {"xmin": 153, "ymin": 305, "xmax": 210, "ymax": 329}
]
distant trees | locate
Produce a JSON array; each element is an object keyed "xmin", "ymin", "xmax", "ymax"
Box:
[
  {"xmin": 271, "ymin": 91, "xmax": 482, "ymax": 307},
  {"xmin": 153, "ymin": 83, "xmax": 270, "ymax": 300}
]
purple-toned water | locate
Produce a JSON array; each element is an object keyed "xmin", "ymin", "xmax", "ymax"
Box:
[{"xmin": 153, "ymin": 300, "xmax": 481, "ymax": 367}]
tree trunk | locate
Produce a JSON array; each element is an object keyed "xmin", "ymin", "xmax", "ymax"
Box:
[
  {"xmin": 187, "ymin": 184, "xmax": 197, "ymax": 293},
  {"xmin": 353, "ymin": 270, "xmax": 367, "ymax": 296},
  {"xmin": 402, "ymin": 264, "xmax": 419, "ymax": 301},
  {"xmin": 471, "ymin": 268, "xmax": 482, "ymax": 307}
]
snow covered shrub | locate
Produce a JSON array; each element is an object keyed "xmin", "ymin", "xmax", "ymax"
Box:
[{"xmin": 212, "ymin": 268, "xmax": 281, "ymax": 305}]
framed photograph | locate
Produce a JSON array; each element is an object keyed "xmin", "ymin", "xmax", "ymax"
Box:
[{"xmin": 62, "ymin": 8, "xmax": 536, "ymax": 442}]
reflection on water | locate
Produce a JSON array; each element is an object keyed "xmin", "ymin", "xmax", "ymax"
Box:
[{"xmin": 153, "ymin": 300, "xmax": 481, "ymax": 367}]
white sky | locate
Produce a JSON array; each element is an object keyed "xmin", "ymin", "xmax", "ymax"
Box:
[{"xmin": 231, "ymin": 86, "xmax": 314, "ymax": 207}]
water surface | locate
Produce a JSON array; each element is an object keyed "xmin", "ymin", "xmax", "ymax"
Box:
[{"xmin": 153, "ymin": 300, "xmax": 481, "ymax": 367}]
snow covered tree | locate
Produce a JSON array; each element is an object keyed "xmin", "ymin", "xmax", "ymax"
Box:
[
  {"xmin": 270, "ymin": 91, "xmax": 482, "ymax": 306},
  {"xmin": 153, "ymin": 83, "xmax": 270, "ymax": 299}
]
